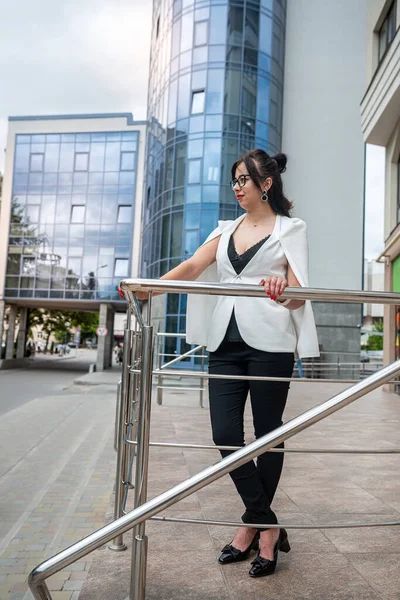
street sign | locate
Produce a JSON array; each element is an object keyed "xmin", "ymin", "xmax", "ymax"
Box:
[
  {"xmin": 96, "ymin": 326, "xmax": 108, "ymax": 337},
  {"xmin": 74, "ymin": 337, "xmax": 81, "ymax": 344}
]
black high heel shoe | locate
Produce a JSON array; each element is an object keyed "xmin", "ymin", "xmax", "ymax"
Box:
[
  {"xmin": 218, "ymin": 529, "xmax": 260, "ymax": 564},
  {"xmin": 249, "ymin": 529, "xmax": 291, "ymax": 577}
]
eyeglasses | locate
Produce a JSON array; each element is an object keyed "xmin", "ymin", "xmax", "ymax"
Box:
[{"xmin": 230, "ymin": 174, "xmax": 251, "ymax": 190}]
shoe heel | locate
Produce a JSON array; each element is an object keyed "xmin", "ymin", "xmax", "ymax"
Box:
[{"xmin": 279, "ymin": 538, "xmax": 291, "ymax": 553}]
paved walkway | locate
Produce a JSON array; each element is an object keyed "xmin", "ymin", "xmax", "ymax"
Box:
[
  {"xmin": 80, "ymin": 380, "xmax": 400, "ymax": 600},
  {"xmin": 0, "ymin": 380, "xmax": 118, "ymax": 600},
  {"xmin": 1, "ymin": 374, "xmax": 399, "ymax": 599}
]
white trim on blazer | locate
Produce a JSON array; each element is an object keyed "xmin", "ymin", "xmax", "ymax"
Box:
[{"xmin": 186, "ymin": 213, "xmax": 320, "ymax": 358}]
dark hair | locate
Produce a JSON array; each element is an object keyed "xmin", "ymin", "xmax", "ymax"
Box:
[{"xmin": 231, "ymin": 149, "xmax": 293, "ymax": 217}]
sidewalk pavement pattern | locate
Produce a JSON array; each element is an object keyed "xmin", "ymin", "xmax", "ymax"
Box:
[{"xmin": 1, "ymin": 370, "xmax": 399, "ymax": 599}]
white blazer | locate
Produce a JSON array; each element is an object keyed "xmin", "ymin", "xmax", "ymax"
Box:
[{"xmin": 186, "ymin": 213, "xmax": 320, "ymax": 358}]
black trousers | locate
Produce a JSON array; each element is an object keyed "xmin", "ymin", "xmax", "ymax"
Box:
[{"xmin": 208, "ymin": 340, "xmax": 294, "ymax": 527}]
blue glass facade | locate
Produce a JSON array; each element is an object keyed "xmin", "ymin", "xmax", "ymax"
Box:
[
  {"xmin": 141, "ymin": 0, "xmax": 286, "ymax": 358},
  {"xmin": 5, "ymin": 131, "xmax": 139, "ymax": 302}
]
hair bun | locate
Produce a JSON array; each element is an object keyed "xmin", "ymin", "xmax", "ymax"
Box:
[{"xmin": 271, "ymin": 153, "xmax": 287, "ymax": 174}]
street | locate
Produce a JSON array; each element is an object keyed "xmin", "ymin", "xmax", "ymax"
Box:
[{"xmin": 0, "ymin": 351, "xmax": 96, "ymax": 417}]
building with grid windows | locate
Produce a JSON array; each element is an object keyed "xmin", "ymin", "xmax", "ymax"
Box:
[{"xmin": 0, "ymin": 113, "xmax": 146, "ymax": 369}]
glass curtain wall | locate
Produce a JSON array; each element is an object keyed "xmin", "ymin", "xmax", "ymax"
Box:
[
  {"xmin": 141, "ymin": 0, "xmax": 286, "ymax": 361},
  {"xmin": 6, "ymin": 131, "xmax": 138, "ymax": 301}
]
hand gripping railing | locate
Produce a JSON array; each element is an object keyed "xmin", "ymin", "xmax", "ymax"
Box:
[{"xmin": 28, "ymin": 280, "xmax": 400, "ymax": 600}]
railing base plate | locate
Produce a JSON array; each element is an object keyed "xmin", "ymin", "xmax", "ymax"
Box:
[{"xmin": 108, "ymin": 541, "xmax": 127, "ymax": 552}]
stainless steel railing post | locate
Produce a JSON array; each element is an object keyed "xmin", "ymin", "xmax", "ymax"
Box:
[
  {"xmin": 199, "ymin": 347, "xmax": 205, "ymax": 408},
  {"xmin": 108, "ymin": 323, "xmax": 133, "ymax": 552},
  {"xmin": 129, "ymin": 324, "xmax": 154, "ymax": 600},
  {"xmin": 157, "ymin": 334, "xmax": 163, "ymax": 405}
]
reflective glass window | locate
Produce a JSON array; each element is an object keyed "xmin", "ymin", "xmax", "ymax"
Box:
[
  {"xmin": 244, "ymin": 8, "xmax": 259, "ymax": 49},
  {"xmin": 185, "ymin": 208, "xmax": 201, "ymax": 229},
  {"xmin": 193, "ymin": 46, "xmax": 208, "ymax": 64},
  {"xmin": 203, "ymin": 139, "xmax": 221, "ymax": 183},
  {"xmin": 259, "ymin": 13, "xmax": 272, "ymax": 54},
  {"xmin": 174, "ymin": 143, "xmax": 187, "ymax": 187},
  {"xmin": 177, "ymin": 74, "xmax": 191, "ymax": 120},
  {"xmin": 120, "ymin": 151, "xmax": 135, "ymax": 171},
  {"xmin": 202, "ymin": 186, "xmax": 219, "ymax": 203},
  {"xmin": 191, "ymin": 90, "xmax": 205, "ymax": 114},
  {"xmin": 227, "ymin": 6, "xmax": 243, "ymax": 45},
  {"xmin": 186, "ymin": 185, "xmax": 201, "ymax": 204},
  {"xmin": 188, "ymin": 159, "xmax": 201, "ymax": 184},
  {"xmin": 192, "ymin": 70, "xmax": 207, "ymax": 89},
  {"xmin": 209, "ymin": 45, "xmax": 226, "ymax": 62},
  {"xmin": 71, "ymin": 205, "xmax": 85, "ymax": 223},
  {"xmin": 170, "ymin": 212, "xmax": 183, "ymax": 256},
  {"xmin": 189, "ymin": 115, "xmax": 205, "ymax": 133},
  {"xmin": 184, "ymin": 230, "xmax": 199, "ymax": 257},
  {"xmin": 210, "ymin": 5, "xmax": 228, "ymax": 45},
  {"xmin": 105, "ymin": 142, "xmax": 121, "ymax": 171},
  {"xmin": 74, "ymin": 152, "xmax": 89, "ymax": 171},
  {"xmin": 195, "ymin": 21, "xmax": 208, "ymax": 46},
  {"xmin": 30, "ymin": 153, "xmax": 44, "ymax": 172},
  {"xmin": 15, "ymin": 145, "xmax": 30, "ymax": 173},
  {"xmin": 206, "ymin": 70, "xmax": 224, "ymax": 113},
  {"xmin": 26, "ymin": 205, "xmax": 40, "ymax": 222},
  {"xmin": 44, "ymin": 144, "xmax": 60, "ymax": 172},
  {"xmin": 118, "ymin": 205, "xmax": 132, "ymax": 223},
  {"xmin": 22, "ymin": 256, "xmax": 36, "ymax": 274},
  {"xmin": 188, "ymin": 139, "xmax": 203, "ymax": 159},
  {"xmin": 181, "ymin": 13, "xmax": 194, "ymax": 52},
  {"xmin": 195, "ymin": 7, "xmax": 210, "ymax": 21}
]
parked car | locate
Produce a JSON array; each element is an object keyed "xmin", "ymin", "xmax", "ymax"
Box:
[
  {"xmin": 360, "ymin": 350, "xmax": 370, "ymax": 363},
  {"xmin": 67, "ymin": 342, "xmax": 77, "ymax": 348},
  {"xmin": 55, "ymin": 344, "xmax": 71, "ymax": 355}
]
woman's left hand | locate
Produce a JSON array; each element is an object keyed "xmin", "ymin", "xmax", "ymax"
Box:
[{"xmin": 259, "ymin": 275, "xmax": 288, "ymax": 301}]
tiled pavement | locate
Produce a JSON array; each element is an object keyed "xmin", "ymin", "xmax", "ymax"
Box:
[
  {"xmin": 0, "ymin": 383, "xmax": 118, "ymax": 600},
  {"xmin": 1, "ymin": 374, "xmax": 400, "ymax": 599},
  {"xmin": 81, "ymin": 380, "xmax": 400, "ymax": 600}
]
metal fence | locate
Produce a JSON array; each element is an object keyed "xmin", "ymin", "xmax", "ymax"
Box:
[{"xmin": 28, "ymin": 280, "xmax": 400, "ymax": 600}]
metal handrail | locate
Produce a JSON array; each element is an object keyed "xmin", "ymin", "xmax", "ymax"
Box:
[
  {"xmin": 127, "ymin": 440, "xmax": 400, "ymax": 454},
  {"xmin": 28, "ymin": 357, "xmax": 400, "ymax": 599},
  {"xmin": 120, "ymin": 278, "xmax": 400, "ymax": 305},
  {"xmin": 28, "ymin": 281, "xmax": 400, "ymax": 600},
  {"xmin": 133, "ymin": 367, "xmax": 400, "ymax": 385}
]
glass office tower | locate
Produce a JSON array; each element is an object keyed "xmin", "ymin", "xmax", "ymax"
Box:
[
  {"xmin": 141, "ymin": 0, "xmax": 286, "ymax": 358},
  {"xmin": 5, "ymin": 131, "xmax": 139, "ymax": 301}
]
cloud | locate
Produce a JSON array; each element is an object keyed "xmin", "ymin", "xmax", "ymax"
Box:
[{"xmin": 0, "ymin": 0, "xmax": 152, "ymax": 170}]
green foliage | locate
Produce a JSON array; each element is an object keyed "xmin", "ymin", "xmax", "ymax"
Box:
[
  {"xmin": 365, "ymin": 318, "xmax": 383, "ymax": 351},
  {"xmin": 28, "ymin": 309, "xmax": 99, "ymax": 347}
]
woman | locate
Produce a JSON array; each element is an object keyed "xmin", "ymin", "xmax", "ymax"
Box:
[{"xmin": 136, "ymin": 149, "xmax": 319, "ymax": 577}]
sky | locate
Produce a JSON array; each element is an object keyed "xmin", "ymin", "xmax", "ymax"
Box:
[{"xmin": 0, "ymin": 0, "xmax": 385, "ymax": 264}]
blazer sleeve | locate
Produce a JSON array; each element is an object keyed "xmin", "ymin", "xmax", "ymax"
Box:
[
  {"xmin": 279, "ymin": 217, "xmax": 320, "ymax": 358},
  {"xmin": 185, "ymin": 222, "xmax": 229, "ymax": 346}
]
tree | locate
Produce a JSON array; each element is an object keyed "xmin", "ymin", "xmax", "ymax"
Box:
[
  {"xmin": 365, "ymin": 318, "xmax": 383, "ymax": 351},
  {"xmin": 28, "ymin": 309, "xmax": 99, "ymax": 350}
]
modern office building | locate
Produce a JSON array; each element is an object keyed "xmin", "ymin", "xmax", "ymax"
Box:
[
  {"xmin": 0, "ymin": 113, "xmax": 146, "ymax": 369},
  {"xmin": 361, "ymin": 0, "xmax": 400, "ymax": 375},
  {"xmin": 141, "ymin": 0, "xmax": 287, "ymax": 362},
  {"xmin": 141, "ymin": 0, "xmax": 367, "ymax": 364}
]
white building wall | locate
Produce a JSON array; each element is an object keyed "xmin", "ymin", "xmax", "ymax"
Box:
[{"xmin": 282, "ymin": 0, "xmax": 367, "ymax": 291}]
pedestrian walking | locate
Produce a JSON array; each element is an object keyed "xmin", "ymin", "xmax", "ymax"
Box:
[{"xmin": 135, "ymin": 149, "xmax": 319, "ymax": 577}]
